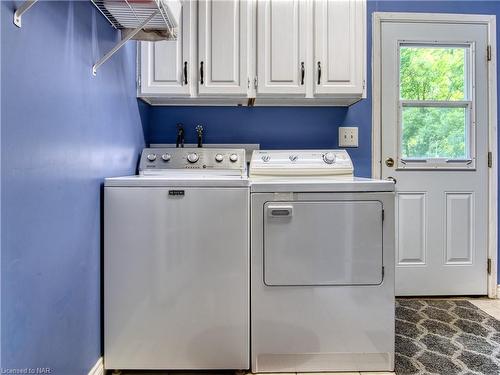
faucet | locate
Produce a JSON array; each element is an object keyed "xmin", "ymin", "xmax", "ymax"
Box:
[
  {"xmin": 196, "ymin": 125, "xmax": 204, "ymax": 148},
  {"xmin": 176, "ymin": 123, "xmax": 185, "ymax": 148}
]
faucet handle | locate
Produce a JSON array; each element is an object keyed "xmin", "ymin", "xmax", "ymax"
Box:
[{"xmin": 195, "ymin": 124, "xmax": 203, "ymax": 135}]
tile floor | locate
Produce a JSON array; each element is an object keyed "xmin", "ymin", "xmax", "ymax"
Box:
[{"xmin": 469, "ymin": 297, "xmax": 500, "ymax": 320}]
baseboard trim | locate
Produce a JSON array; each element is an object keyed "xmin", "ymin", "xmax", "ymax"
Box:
[{"xmin": 88, "ymin": 357, "xmax": 104, "ymax": 375}]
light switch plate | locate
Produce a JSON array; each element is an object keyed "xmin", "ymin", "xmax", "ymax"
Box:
[{"xmin": 339, "ymin": 126, "xmax": 358, "ymax": 147}]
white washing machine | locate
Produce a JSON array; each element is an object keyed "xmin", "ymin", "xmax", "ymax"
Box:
[
  {"xmin": 249, "ymin": 150, "xmax": 395, "ymax": 373},
  {"xmin": 104, "ymin": 148, "xmax": 249, "ymax": 371}
]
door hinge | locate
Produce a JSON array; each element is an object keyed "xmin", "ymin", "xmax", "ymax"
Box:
[
  {"xmin": 382, "ymin": 209, "xmax": 385, "ymax": 221},
  {"xmin": 487, "ymin": 45, "xmax": 492, "ymax": 61},
  {"xmin": 362, "ymin": 79, "xmax": 366, "ymax": 90},
  {"xmin": 254, "ymin": 77, "xmax": 258, "ymax": 89},
  {"xmin": 488, "ymin": 258, "xmax": 492, "ymax": 275},
  {"xmin": 488, "ymin": 151, "xmax": 492, "ymax": 168}
]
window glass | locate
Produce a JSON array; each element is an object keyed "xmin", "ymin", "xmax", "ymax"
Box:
[
  {"xmin": 400, "ymin": 46, "xmax": 466, "ymax": 101},
  {"xmin": 401, "ymin": 106, "xmax": 467, "ymax": 159}
]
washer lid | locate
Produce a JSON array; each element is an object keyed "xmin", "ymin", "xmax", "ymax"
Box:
[
  {"xmin": 105, "ymin": 172, "xmax": 249, "ymax": 187},
  {"xmin": 249, "ymin": 150, "xmax": 353, "ymax": 177}
]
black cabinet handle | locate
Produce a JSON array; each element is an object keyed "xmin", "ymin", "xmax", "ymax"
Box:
[
  {"xmin": 200, "ymin": 61, "xmax": 204, "ymax": 85},
  {"xmin": 183, "ymin": 61, "xmax": 188, "ymax": 84},
  {"xmin": 300, "ymin": 62, "xmax": 305, "ymax": 85},
  {"xmin": 317, "ymin": 61, "xmax": 321, "ymax": 85}
]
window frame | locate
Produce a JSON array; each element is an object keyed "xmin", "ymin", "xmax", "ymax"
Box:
[{"xmin": 396, "ymin": 41, "xmax": 476, "ymax": 170}]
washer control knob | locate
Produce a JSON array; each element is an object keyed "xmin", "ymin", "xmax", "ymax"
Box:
[
  {"xmin": 187, "ymin": 153, "xmax": 199, "ymax": 163},
  {"xmin": 323, "ymin": 152, "xmax": 336, "ymax": 164},
  {"xmin": 215, "ymin": 154, "xmax": 224, "ymax": 163},
  {"xmin": 147, "ymin": 153, "xmax": 157, "ymax": 162},
  {"xmin": 289, "ymin": 155, "xmax": 298, "ymax": 162},
  {"xmin": 261, "ymin": 155, "xmax": 270, "ymax": 162},
  {"xmin": 161, "ymin": 153, "xmax": 171, "ymax": 162},
  {"xmin": 229, "ymin": 154, "xmax": 239, "ymax": 163}
]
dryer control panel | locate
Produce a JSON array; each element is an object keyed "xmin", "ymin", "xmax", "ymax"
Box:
[
  {"xmin": 139, "ymin": 148, "xmax": 246, "ymax": 173},
  {"xmin": 249, "ymin": 150, "xmax": 353, "ymax": 177}
]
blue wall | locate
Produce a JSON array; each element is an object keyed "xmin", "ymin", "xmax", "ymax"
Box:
[
  {"xmin": 1, "ymin": 1, "xmax": 145, "ymax": 374},
  {"xmin": 144, "ymin": 0, "xmax": 500, "ymax": 272}
]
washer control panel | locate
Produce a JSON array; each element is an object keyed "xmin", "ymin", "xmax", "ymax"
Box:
[
  {"xmin": 250, "ymin": 150, "xmax": 353, "ymax": 177},
  {"xmin": 139, "ymin": 148, "xmax": 246, "ymax": 172}
]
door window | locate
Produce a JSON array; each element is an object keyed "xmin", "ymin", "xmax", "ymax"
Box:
[{"xmin": 397, "ymin": 43, "xmax": 475, "ymax": 169}]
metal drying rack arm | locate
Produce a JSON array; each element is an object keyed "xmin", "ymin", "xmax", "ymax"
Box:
[
  {"xmin": 13, "ymin": 0, "xmax": 38, "ymax": 28},
  {"xmin": 92, "ymin": 9, "xmax": 159, "ymax": 76}
]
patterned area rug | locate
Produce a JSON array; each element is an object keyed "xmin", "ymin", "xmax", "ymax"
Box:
[{"xmin": 396, "ymin": 299, "xmax": 500, "ymax": 374}]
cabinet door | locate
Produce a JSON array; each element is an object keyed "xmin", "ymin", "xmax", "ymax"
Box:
[
  {"xmin": 257, "ymin": 0, "xmax": 308, "ymax": 96},
  {"xmin": 198, "ymin": 0, "xmax": 248, "ymax": 96},
  {"xmin": 139, "ymin": 0, "xmax": 193, "ymax": 96},
  {"xmin": 314, "ymin": 0, "xmax": 365, "ymax": 96}
]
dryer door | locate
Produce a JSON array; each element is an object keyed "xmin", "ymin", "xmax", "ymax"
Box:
[{"xmin": 263, "ymin": 200, "xmax": 383, "ymax": 286}]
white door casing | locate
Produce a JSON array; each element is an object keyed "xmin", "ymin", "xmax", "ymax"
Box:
[
  {"xmin": 373, "ymin": 13, "xmax": 497, "ymax": 296},
  {"xmin": 313, "ymin": 0, "xmax": 365, "ymax": 96},
  {"xmin": 198, "ymin": 0, "xmax": 249, "ymax": 96},
  {"xmin": 139, "ymin": 0, "xmax": 194, "ymax": 96},
  {"xmin": 257, "ymin": 0, "xmax": 309, "ymax": 96}
]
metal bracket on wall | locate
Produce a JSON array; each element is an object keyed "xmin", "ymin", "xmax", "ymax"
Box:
[
  {"xmin": 92, "ymin": 10, "xmax": 159, "ymax": 76},
  {"xmin": 13, "ymin": 0, "xmax": 38, "ymax": 28}
]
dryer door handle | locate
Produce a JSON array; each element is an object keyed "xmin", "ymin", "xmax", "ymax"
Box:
[{"xmin": 267, "ymin": 205, "xmax": 293, "ymax": 217}]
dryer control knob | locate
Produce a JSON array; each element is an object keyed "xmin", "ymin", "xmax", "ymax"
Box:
[
  {"xmin": 261, "ymin": 155, "xmax": 270, "ymax": 162},
  {"xmin": 161, "ymin": 153, "xmax": 171, "ymax": 162},
  {"xmin": 187, "ymin": 153, "xmax": 199, "ymax": 163},
  {"xmin": 323, "ymin": 152, "xmax": 336, "ymax": 164},
  {"xmin": 229, "ymin": 154, "xmax": 239, "ymax": 162},
  {"xmin": 215, "ymin": 154, "xmax": 224, "ymax": 162},
  {"xmin": 147, "ymin": 153, "xmax": 157, "ymax": 162}
]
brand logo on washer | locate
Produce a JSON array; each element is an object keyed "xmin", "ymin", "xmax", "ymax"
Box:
[{"xmin": 168, "ymin": 190, "xmax": 185, "ymax": 196}]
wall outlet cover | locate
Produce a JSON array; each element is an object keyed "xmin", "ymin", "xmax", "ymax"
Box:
[{"xmin": 339, "ymin": 126, "xmax": 359, "ymax": 147}]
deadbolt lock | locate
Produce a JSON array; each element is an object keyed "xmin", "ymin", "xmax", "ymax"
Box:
[{"xmin": 385, "ymin": 157, "xmax": 395, "ymax": 167}]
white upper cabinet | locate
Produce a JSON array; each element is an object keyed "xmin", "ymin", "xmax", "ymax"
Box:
[
  {"xmin": 137, "ymin": 0, "xmax": 366, "ymax": 105},
  {"xmin": 139, "ymin": 0, "xmax": 194, "ymax": 96},
  {"xmin": 198, "ymin": 0, "xmax": 249, "ymax": 96},
  {"xmin": 256, "ymin": 0, "xmax": 308, "ymax": 96},
  {"xmin": 313, "ymin": 0, "xmax": 365, "ymax": 96}
]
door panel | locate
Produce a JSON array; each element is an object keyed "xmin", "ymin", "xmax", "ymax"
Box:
[
  {"xmin": 396, "ymin": 193, "xmax": 426, "ymax": 265},
  {"xmin": 257, "ymin": 0, "xmax": 308, "ymax": 95},
  {"xmin": 198, "ymin": 0, "xmax": 248, "ymax": 95},
  {"xmin": 380, "ymin": 21, "xmax": 488, "ymax": 295},
  {"xmin": 263, "ymin": 201, "xmax": 383, "ymax": 286},
  {"xmin": 445, "ymin": 192, "xmax": 474, "ymax": 264},
  {"xmin": 139, "ymin": 0, "xmax": 192, "ymax": 96},
  {"xmin": 313, "ymin": 0, "xmax": 364, "ymax": 95},
  {"xmin": 104, "ymin": 187, "xmax": 249, "ymax": 369}
]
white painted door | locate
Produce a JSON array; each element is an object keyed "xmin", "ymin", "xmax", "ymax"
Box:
[
  {"xmin": 313, "ymin": 0, "xmax": 365, "ymax": 96},
  {"xmin": 380, "ymin": 20, "xmax": 489, "ymax": 295},
  {"xmin": 139, "ymin": 0, "xmax": 194, "ymax": 96},
  {"xmin": 198, "ymin": 0, "xmax": 249, "ymax": 96},
  {"xmin": 257, "ymin": 0, "xmax": 308, "ymax": 96}
]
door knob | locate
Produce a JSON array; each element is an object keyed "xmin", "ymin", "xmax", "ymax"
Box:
[
  {"xmin": 385, "ymin": 157, "xmax": 395, "ymax": 167},
  {"xmin": 386, "ymin": 176, "xmax": 397, "ymax": 184}
]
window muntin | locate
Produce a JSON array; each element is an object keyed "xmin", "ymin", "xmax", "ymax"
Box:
[{"xmin": 397, "ymin": 43, "xmax": 475, "ymax": 169}]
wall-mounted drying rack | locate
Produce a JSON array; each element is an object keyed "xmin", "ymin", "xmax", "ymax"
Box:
[
  {"xmin": 12, "ymin": 0, "xmax": 179, "ymax": 75},
  {"xmin": 91, "ymin": 0, "xmax": 179, "ymax": 75}
]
